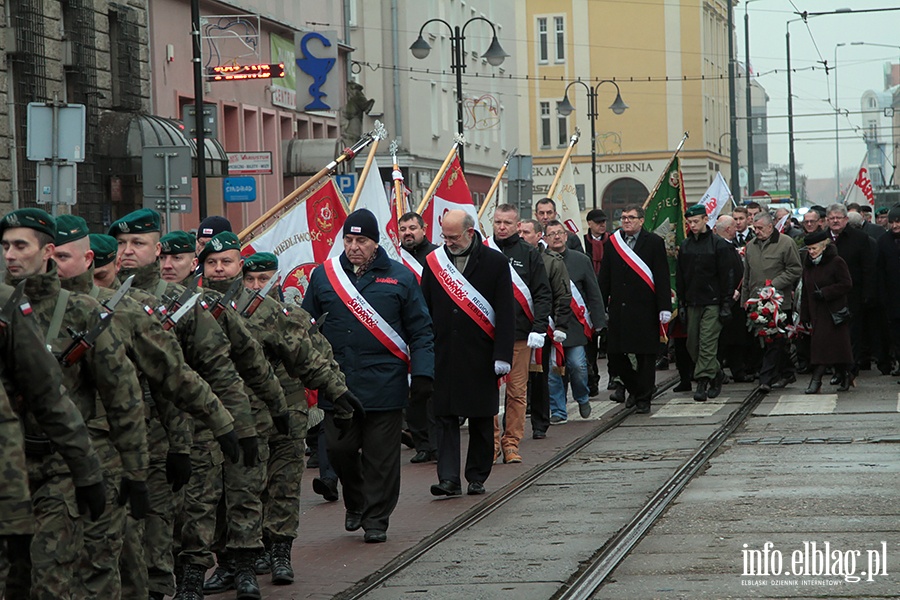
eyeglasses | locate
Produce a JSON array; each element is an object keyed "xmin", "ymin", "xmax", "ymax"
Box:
[
  {"xmin": 546, "ymin": 231, "xmax": 566, "ymax": 238},
  {"xmin": 620, "ymin": 215, "xmax": 641, "ymax": 221},
  {"xmin": 440, "ymin": 229, "xmax": 471, "ymax": 242}
]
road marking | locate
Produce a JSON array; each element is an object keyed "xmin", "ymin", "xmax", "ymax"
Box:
[
  {"xmin": 760, "ymin": 394, "xmax": 838, "ymax": 416},
  {"xmin": 652, "ymin": 397, "xmax": 728, "ymax": 418}
]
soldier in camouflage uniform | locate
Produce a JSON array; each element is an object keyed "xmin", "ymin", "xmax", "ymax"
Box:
[
  {"xmin": 0, "ymin": 208, "xmax": 149, "ymax": 600},
  {"xmin": 0, "ymin": 278, "xmax": 105, "ymax": 596},
  {"xmin": 108, "ymin": 209, "xmax": 283, "ymax": 600},
  {"xmin": 54, "ymin": 217, "xmax": 241, "ymax": 599}
]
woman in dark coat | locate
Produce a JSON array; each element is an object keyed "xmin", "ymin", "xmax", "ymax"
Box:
[{"xmin": 799, "ymin": 231, "xmax": 853, "ymax": 393}]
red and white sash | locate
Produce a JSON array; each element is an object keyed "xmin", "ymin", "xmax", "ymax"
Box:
[
  {"xmin": 426, "ymin": 248, "xmax": 496, "ymax": 338},
  {"xmin": 569, "ymin": 282, "xmax": 593, "ymax": 338},
  {"xmin": 485, "ymin": 236, "xmax": 535, "ymax": 322},
  {"xmin": 399, "ymin": 247, "xmax": 423, "ymax": 283},
  {"xmin": 610, "ymin": 230, "xmax": 655, "ymax": 292},
  {"xmin": 322, "ymin": 257, "xmax": 410, "ymax": 364},
  {"xmin": 532, "ymin": 320, "xmax": 565, "ymax": 375}
]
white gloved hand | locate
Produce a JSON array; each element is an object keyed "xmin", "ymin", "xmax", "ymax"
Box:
[
  {"xmin": 659, "ymin": 310, "xmax": 672, "ymax": 324},
  {"xmin": 552, "ymin": 329, "xmax": 567, "ymax": 344},
  {"xmin": 526, "ymin": 332, "xmax": 546, "ymax": 349},
  {"xmin": 494, "ymin": 360, "xmax": 511, "ymax": 376}
]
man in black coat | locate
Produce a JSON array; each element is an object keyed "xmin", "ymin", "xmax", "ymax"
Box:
[
  {"xmin": 398, "ymin": 211, "xmax": 440, "ymax": 463},
  {"xmin": 826, "ymin": 203, "xmax": 877, "ymax": 375},
  {"xmin": 876, "ymin": 207, "xmax": 900, "ymax": 374},
  {"xmin": 421, "ymin": 210, "xmax": 515, "ymax": 496},
  {"xmin": 599, "ymin": 205, "xmax": 672, "ymax": 413},
  {"xmin": 535, "ymin": 197, "xmax": 585, "ymax": 253}
]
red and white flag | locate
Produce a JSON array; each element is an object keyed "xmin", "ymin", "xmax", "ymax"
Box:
[
  {"xmin": 697, "ymin": 172, "xmax": 731, "ymax": 222},
  {"xmin": 843, "ymin": 158, "xmax": 876, "ymax": 208},
  {"xmin": 241, "ymin": 178, "xmax": 347, "ymax": 306},
  {"xmin": 421, "ymin": 155, "xmax": 479, "ymax": 243},
  {"xmin": 550, "ymin": 159, "xmax": 583, "ymax": 235}
]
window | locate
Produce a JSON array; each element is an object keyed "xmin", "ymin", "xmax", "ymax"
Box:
[
  {"xmin": 540, "ymin": 101, "xmax": 551, "ymax": 148},
  {"xmin": 538, "ymin": 18, "xmax": 548, "ymax": 63},
  {"xmin": 556, "ymin": 102, "xmax": 568, "ymax": 147},
  {"xmin": 554, "ymin": 17, "xmax": 565, "ymax": 62}
]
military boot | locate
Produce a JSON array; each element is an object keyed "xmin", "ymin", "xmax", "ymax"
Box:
[
  {"xmin": 270, "ymin": 540, "xmax": 294, "ymax": 585},
  {"xmin": 203, "ymin": 556, "xmax": 235, "ymax": 594},
  {"xmin": 254, "ymin": 545, "xmax": 271, "ymax": 575},
  {"xmin": 174, "ymin": 564, "xmax": 205, "ymax": 600},
  {"xmin": 233, "ymin": 549, "xmax": 262, "ymax": 600}
]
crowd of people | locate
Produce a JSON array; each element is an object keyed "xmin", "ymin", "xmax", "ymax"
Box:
[{"xmin": 0, "ymin": 195, "xmax": 896, "ymax": 600}]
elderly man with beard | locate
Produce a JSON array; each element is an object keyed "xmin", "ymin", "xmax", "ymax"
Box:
[{"xmin": 421, "ymin": 210, "xmax": 514, "ymax": 496}]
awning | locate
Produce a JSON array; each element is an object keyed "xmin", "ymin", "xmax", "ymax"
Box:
[{"xmin": 96, "ymin": 111, "xmax": 229, "ymax": 178}]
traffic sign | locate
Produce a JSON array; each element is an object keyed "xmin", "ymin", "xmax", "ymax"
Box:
[
  {"xmin": 36, "ymin": 163, "xmax": 77, "ymax": 205},
  {"xmin": 26, "ymin": 102, "xmax": 86, "ymax": 162},
  {"xmin": 224, "ymin": 177, "xmax": 257, "ymax": 203},
  {"xmin": 335, "ymin": 173, "xmax": 357, "ymax": 195}
]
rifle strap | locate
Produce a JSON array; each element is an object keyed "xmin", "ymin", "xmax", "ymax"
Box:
[
  {"xmin": 46, "ymin": 289, "xmax": 70, "ymax": 343},
  {"xmin": 154, "ymin": 279, "xmax": 168, "ymax": 300}
]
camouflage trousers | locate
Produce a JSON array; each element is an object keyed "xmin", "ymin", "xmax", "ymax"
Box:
[
  {"xmin": 176, "ymin": 434, "xmax": 224, "ymax": 569},
  {"xmin": 73, "ymin": 435, "xmax": 126, "ymax": 600},
  {"xmin": 6, "ymin": 460, "xmax": 84, "ymax": 600},
  {"xmin": 213, "ymin": 435, "xmax": 269, "ymax": 555},
  {"xmin": 262, "ymin": 409, "xmax": 308, "ymax": 543},
  {"xmin": 0, "ymin": 405, "xmax": 31, "ymax": 539}
]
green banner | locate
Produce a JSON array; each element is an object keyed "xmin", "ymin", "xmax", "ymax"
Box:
[
  {"xmin": 644, "ymin": 156, "xmax": 685, "ymax": 294},
  {"xmin": 269, "ymin": 33, "xmax": 297, "ymax": 109}
]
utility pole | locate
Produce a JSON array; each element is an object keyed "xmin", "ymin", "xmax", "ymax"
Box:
[{"xmin": 727, "ymin": 0, "xmax": 741, "ymax": 204}]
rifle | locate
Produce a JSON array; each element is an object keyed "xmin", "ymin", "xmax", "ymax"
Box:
[
  {"xmin": 160, "ymin": 293, "xmax": 200, "ymax": 332},
  {"xmin": 237, "ymin": 271, "xmax": 280, "ymax": 318},
  {"xmin": 58, "ymin": 312, "xmax": 113, "ymax": 367},
  {"xmin": 210, "ymin": 278, "xmax": 243, "ymax": 321},
  {"xmin": 101, "ymin": 274, "xmax": 134, "ymax": 312}
]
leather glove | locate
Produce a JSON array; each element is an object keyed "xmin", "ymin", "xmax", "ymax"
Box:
[
  {"xmin": 333, "ymin": 390, "xmax": 365, "ymax": 440},
  {"xmin": 718, "ymin": 304, "xmax": 732, "ymax": 323},
  {"xmin": 117, "ymin": 478, "xmax": 149, "ymax": 520},
  {"xmin": 239, "ymin": 436, "xmax": 259, "ymax": 468},
  {"xmin": 526, "ymin": 331, "xmax": 546, "ymax": 349},
  {"xmin": 410, "ymin": 376, "xmax": 433, "ymax": 404},
  {"xmin": 552, "ymin": 329, "xmax": 567, "ymax": 344},
  {"xmin": 165, "ymin": 452, "xmax": 192, "ymax": 492},
  {"xmin": 215, "ymin": 430, "xmax": 241, "ymax": 464},
  {"xmin": 812, "ymin": 289, "xmax": 825, "ymax": 300},
  {"xmin": 75, "ymin": 481, "xmax": 106, "ymax": 522},
  {"xmin": 659, "ymin": 310, "xmax": 672, "ymax": 324},
  {"xmin": 494, "ymin": 360, "xmax": 511, "ymax": 376},
  {"xmin": 272, "ymin": 412, "xmax": 291, "ymax": 436}
]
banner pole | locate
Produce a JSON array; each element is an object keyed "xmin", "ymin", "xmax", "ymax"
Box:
[
  {"xmin": 642, "ymin": 131, "xmax": 689, "ymax": 210},
  {"xmin": 348, "ymin": 134, "xmax": 382, "ymax": 212},
  {"xmin": 390, "ymin": 140, "xmax": 405, "ymax": 222},
  {"xmin": 416, "ymin": 136, "xmax": 463, "ymax": 214},
  {"xmin": 547, "ymin": 130, "xmax": 580, "ymax": 199},
  {"xmin": 477, "ymin": 147, "xmax": 516, "ymax": 222}
]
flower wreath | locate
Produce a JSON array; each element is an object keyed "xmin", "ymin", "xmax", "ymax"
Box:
[{"xmin": 744, "ymin": 280, "xmax": 787, "ymax": 344}]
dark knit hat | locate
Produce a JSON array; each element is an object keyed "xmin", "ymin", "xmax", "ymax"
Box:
[
  {"xmin": 342, "ymin": 209, "xmax": 379, "ymax": 242},
  {"xmin": 55, "ymin": 214, "xmax": 89, "ymax": 246},
  {"xmin": 197, "ymin": 215, "xmax": 232, "ymax": 239},
  {"xmin": 90, "ymin": 234, "xmax": 119, "ymax": 267},
  {"xmin": 586, "ymin": 209, "xmax": 607, "ymax": 222},
  {"xmin": 685, "ymin": 204, "xmax": 708, "ymax": 218},
  {"xmin": 0, "ymin": 208, "xmax": 57, "ymax": 240},
  {"xmin": 804, "ymin": 229, "xmax": 830, "ymax": 246},
  {"xmin": 859, "ymin": 204, "xmax": 873, "ymax": 213},
  {"xmin": 243, "ymin": 252, "xmax": 278, "ymax": 273},
  {"xmin": 108, "ymin": 209, "xmax": 161, "ymax": 237},
  {"xmin": 198, "ymin": 231, "xmax": 241, "ymax": 264},
  {"xmin": 889, "ymin": 206, "xmax": 900, "ymax": 223},
  {"xmin": 160, "ymin": 230, "xmax": 196, "ymax": 255}
]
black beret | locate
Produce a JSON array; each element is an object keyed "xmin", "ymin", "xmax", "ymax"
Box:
[
  {"xmin": 804, "ymin": 230, "xmax": 830, "ymax": 246},
  {"xmin": 586, "ymin": 209, "xmax": 607, "ymax": 222}
]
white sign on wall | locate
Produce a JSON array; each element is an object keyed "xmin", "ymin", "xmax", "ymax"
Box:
[{"xmin": 227, "ymin": 151, "xmax": 273, "ymax": 175}]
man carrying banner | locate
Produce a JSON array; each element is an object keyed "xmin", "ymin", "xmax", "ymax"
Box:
[
  {"xmin": 398, "ymin": 211, "xmax": 440, "ymax": 462},
  {"xmin": 488, "ymin": 205, "xmax": 552, "ymax": 463},
  {"xmin": 599, "ymin": 205, "xmax": 672, "ymax": 414},
  {"xmin": 535, "ymin": 198, "xmax": 584, "ymax": 253},
  {"xmin": 421, "ymin": 210, "xmax": 515, "ymax": 496},
  {"xmin": 302, "ymin": 209, "xmax": 434, "ymax": 543}
]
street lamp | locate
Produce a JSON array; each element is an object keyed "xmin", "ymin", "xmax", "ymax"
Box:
[
  {"xmin": 410, "ymin": 17, "xmax": 508, "ymax": 171},
  {"xmin": 556, "ymin": 80, "xmax": 627, "ymax": 210},
  {"xmin": 833, "ymin": 41, "xmax": 900, "ymax": 198}
]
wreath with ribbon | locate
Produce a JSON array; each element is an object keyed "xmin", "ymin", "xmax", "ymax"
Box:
[{"xmin": 744, "ymin": 281, "xmax": 788, "ymax": 344}]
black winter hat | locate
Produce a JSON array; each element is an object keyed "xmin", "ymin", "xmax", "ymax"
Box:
[
  {"xmin": 888, "ymin": 206, "xmax": 900, "ymax": 223},
  {"xmin": 197, "ymin": 215, "xmax": 232, "ymax": 239},
  {"xmin": 343, "ymin": 209, "xmax": 380, "ymax": 242}
]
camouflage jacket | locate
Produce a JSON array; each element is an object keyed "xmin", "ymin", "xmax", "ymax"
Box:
[
  {"xmin": 178, "ymin": 276, "xmax": 287, "ymax": 432},
  {"xmin": 63, "ymin": 269, "xmax": 235, "ymax": 452},
  {"xmin": 10, "ymin": 265, "xmax": 148, "ymax": 481},
  {"xmin": 118, "ymin": 262, "xmax": 256, "ymax": 438}
]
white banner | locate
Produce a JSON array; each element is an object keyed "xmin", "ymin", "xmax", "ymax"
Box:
[
  {"xmin": 697, "ymin": 172, "xmax": 731, "ymax": 222},
  {"xmin": 551, "ymin": 159, "xmax": 582, "ymax": 234}
]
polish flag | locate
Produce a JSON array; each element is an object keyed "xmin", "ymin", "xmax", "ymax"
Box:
[
  {"xmin": 241, "ymin": 178, "xmax": 347, "ymax": 306},
  {"xmin": 421, "ymin": 155, "xmax": 479, "ymax": 243}
]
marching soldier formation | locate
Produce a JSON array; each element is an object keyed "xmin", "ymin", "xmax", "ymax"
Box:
[{"xmin": 0, "ymin": 194, "xmax": 894, "ymax": 600}]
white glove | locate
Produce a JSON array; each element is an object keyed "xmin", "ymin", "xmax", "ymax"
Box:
[
  {"xmin": 659, "ymin": 310, "xmax": 672, "ymax": 324},
  {"xmin": 526, "ymin": 332, "xmax": 546, "ymax": 349},
  {"xmin": 494, "ymin": 360, "xmax": 511, "ymax": 375},
  {"xmin": 552, "ymin": 329, "xmax": 567, "ymax": 344}
]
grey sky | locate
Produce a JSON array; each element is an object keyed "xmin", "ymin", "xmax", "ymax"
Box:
[{"xmin": 737, "ymin": 0, "xmax": 900, "ymax": 186}]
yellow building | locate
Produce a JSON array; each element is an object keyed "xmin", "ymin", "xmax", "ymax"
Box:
[{"xmin": 515, "ymin": 0, "xmax": 733, "ymax": 217}]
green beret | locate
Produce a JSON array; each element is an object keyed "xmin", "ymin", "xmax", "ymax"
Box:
[
  {"xmin": 876, "ymin": 207, "xmax": 889, "ymax": 216},
  {"xmin": 198, "ymin": 231, "xmax": 241, "ymax": 264},
  {"xmin": 0, "ymin": 208, "xmax": 57, "ymax": 240},
  {"xmin": 243, "ymin": 252, "xmax": 278, "ymax": 273},
  {"xmin": 55, "ymin": 214, "xmax": 89, "ymax": 246},
  {"xmin": 90, "ymin": 233, "xmax": 119, "ymax": 267},
  {"xmin": 108, "ymin": 208, "xmax": 161, "ymax": 237},
  {"xmin": 685, "ymin": 204, "xmax": 708, "ymax": 218},
  {"xmin": 160, "ymin": 230, "xmax": 196, "ymax": 255}
]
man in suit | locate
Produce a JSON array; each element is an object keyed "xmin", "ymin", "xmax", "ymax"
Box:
[
  {"xmin": 599, "ymin": 205, "xmax": 672, "ymax": 414},
  {"xmin": 733, "ymin": 206, "xmax": 754, "ymax": 248}
]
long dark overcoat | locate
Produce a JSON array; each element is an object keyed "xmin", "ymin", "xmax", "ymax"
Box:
[
  {"xmin": 421, "ymin": 235, "xmax": 515, "ymax": 418},
  {"xmin": 599, "ymin": 230, "xmax": 672, "ymax": 355},
  {"xmin": 799, "ymin": 244, "xmax": 853, "ymax": 365}
]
